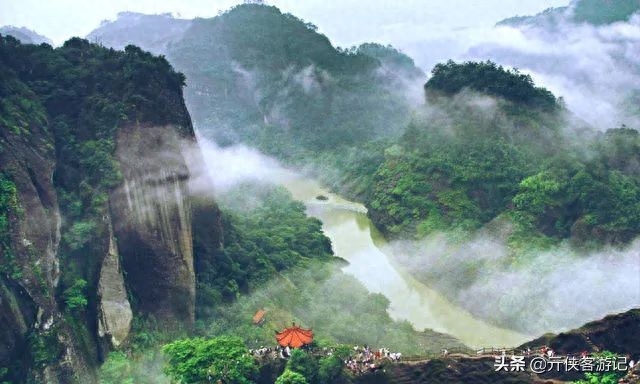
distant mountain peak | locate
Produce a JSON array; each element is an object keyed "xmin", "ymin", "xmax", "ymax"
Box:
[
  {"xmin": 0, "ymin": 25, "xmax": 52, "ymax": 45},
  {"xmin": 497, "ymin": 0, "xmax": 640, "ymax": 27}
]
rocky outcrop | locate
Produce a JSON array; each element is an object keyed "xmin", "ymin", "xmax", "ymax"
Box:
[
  {"xmin": 0, "ymin": 95, "xmax": 70, "ymax": 382},
  {"xmin": 359, "ymin": 308, "xmax": 640, "ymax": 384},
  {"xmin": 97, "ymin": 218, "xmax": 132, "ymax": 348},
  {"xmin": 362, "ymin": 357, "xmax": 537, "ymax": 384},
  {"xmin": 0, "ymin": 121, "xmax": 207, "ymax": 383},
  {"xmin": 620, "ymin": 364, "xmax": 640, "ymax": 384},
  {"xmin": 520, "ymin": 308, "xmax": 640, "ymax": 356},
  {"xmin": 0, "ymin": 276, "xmax": 36, "ymax": 380}
]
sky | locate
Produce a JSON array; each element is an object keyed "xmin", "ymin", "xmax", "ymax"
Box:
[{"xmin": 2, "ymin": 0, "xmax": 570, "ymax": 67}]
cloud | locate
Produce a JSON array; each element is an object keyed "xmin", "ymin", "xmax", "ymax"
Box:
[
  {"xmin": 184, "ymin": 136, "xmax": 292, "ymax": 198},
  {"xmin": 462, "ymin": 14, "xmax": 640, "ymax": 129},
  {"xmin": 386, "ymin": 230, "xmax": 640, "ymax": 335}
]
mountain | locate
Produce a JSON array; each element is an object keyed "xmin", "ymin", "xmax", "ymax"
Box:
[
  {"xmin": 0, "ymin": 32, "xmax": 455, "ymax": 383},
  {"xmin": 0, "ymin": 26, "xmax": 52, "ymax": 45},
  {"xmin": 88, "ymin": 12, "xmax": 190, "ymax": 52},
  {"xmin": 88, "ymin": 5, "xmax": 424, "ymax": 154},
  {"xmin": 368, "ymin": 60, "xmax": 568, "ymax": 239},
  {"xmin": 0, "ymin": 34, "xmax": 222, "ymax": 383},
  {"xmin": 498, "ymin": 0, "xmax": 640, "ymax": 27}
]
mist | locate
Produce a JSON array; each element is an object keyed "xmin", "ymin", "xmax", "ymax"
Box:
[
  {"xmin": 385, "ymin": 227, "xmax": 640, "ymax": 335},
  {"xmin": 459, "ymin": 12, "xmax": 640, "ymax": 129},
  {"xmin": 185, "ymin": 135, "xmax": 292, "ymax": 197}
]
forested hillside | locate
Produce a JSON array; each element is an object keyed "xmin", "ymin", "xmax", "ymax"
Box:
[
  {"xmin": 90, "ymin": 4, "xmax": 423, "ymax": 156},
  {"xmin": 0, "ymin": 34, "xmax": 458, "ymax": 383},
  {"xmin": 1, "ymin": 1, "xmax": 629, "ymax": 381},
  {"xmin": 367, "ymin": 61, "xmax": 640, "ymax": 248},
  {"xmin": 88, "ymin": 1, "xmax": 640, "ymax": 274}
]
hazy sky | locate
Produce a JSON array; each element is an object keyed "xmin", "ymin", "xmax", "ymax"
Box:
[{"xmin": 2, "ymin": 0, "xmax": 569, "ymax": 58}]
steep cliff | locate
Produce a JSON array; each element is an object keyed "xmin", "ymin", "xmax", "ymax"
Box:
[
  {"xmin": 0, "ymin": 35, "xmax": 221, "ymax": 383},
  {"xmin": 110, "ymin": 125, "xmax": 195, "ymax": 326}
]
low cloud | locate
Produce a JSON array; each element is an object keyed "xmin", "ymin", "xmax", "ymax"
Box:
[
  {"xmin": 386, "ymin": 230, "xmax": 640, "ymax": 336},
  {"xmin": 462, "ymin": 14, "xmax": 640, "ymax": 129},
  {"xmin": 184, "ymin": 136, "xmax": 291, "ymax": 198}
]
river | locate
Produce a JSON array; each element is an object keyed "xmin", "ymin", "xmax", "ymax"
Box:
[{"xmin": 277, "ymin": 172, "xmax": 531, "ymax": 349}]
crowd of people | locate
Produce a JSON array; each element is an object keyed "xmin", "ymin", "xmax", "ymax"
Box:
[
  {"xmin": 247, "ymin": 344, "xmax": 404, "ymax": 375},
  {"xmin": 343, "ymin": 346, "xmax": 402, "ymax": 375},
  {"xmin": 249, "ymin": 343, "xmax": 637, "ymax": 379}
]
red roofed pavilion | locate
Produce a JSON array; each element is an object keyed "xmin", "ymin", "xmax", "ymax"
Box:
[{"xmin": 275, "ymin": 323, "xmax": 314, "ymax": 348}]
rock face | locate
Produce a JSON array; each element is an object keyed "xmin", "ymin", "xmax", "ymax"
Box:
[
  {"xmin": 97, "ymin": 218, "xmax": 132, "ymax": 348},
  {"xmin": 0, "ymin": 89, "xmax": 76, "ymax": 382},
  {"xmin": 110, "ymin": 124, "xmax": 196, "ymax": 326},
  {"xmin": 0, "ymin": 112, "xmax": 215, "ymax": 383}
]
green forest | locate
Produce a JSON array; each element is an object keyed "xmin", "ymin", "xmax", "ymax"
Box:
[
  {"xmin": 2, "ymin": 0, "xmax": 640, "ymax": 383},
  {"xmin": 365, "ymin": 62, "xmax": 640, "ymax": 248},
  {"xmin": 168, "ymin": 4, "xmax": 421, "ymax": 152},
  {"xmin": 161, "ymin": 5, "xmax": 640, "ymax": 253}
]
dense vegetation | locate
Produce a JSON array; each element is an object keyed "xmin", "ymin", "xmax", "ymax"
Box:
[
  {"xmin": 0, "ymin": 175, "xmax": 20, "ymax": 279},
  {"xmin": 162, "ymin": 336, "xmax": 258, "ymax": 384},
  {"xmin": 425, "ymin": 60, "xmax": 558, "ymax": 112},
  {"xmin": 195, "ymin": 184, "xmax": 333, "ymax": 315},
  {"xmin": 365, "ymin": 61, "xmax": 563, "ymax": 239},
  {"xmin": 360, "ymin": 61, "xmax": 640, "ymax": 250}
]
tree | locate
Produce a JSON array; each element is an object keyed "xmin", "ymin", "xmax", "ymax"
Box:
[
  {"xmin": 286, "ymin": 349, "xmax": 318, "ymax": 384},
  {"xmin": 63, "ymin": 279, "xmax": 88, "ymax": 311},
  {"xmin": 573, "ymin": 352, "xmax": 626, "ymax": 384},
  {"xmin": 318, "ymin": 356, "xmax": 344, "ymax": 384},
  {"xmin": 275, "ymin": 369, "xmax": 308, "ymax": 384},
  {"xmin": 162, "ymin": 336, "xmax": 257, "ymax": 384},
  {"xmin": 98, "ymin": 351, "xmax": 134, "ymax": 384}
]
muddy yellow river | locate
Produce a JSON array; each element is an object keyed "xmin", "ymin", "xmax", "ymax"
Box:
[{"xmin": 278, "ymin": 172, "xmax": 531, "ymax": 348}]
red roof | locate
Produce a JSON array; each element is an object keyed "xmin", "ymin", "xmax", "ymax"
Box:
[
  {"xmin": 252, "ymin": 309, "xmax": 266, "ymax": 324},
  {"xmin": 275, "ymin": 324, "xmax": 314, "ymax": 348}
]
